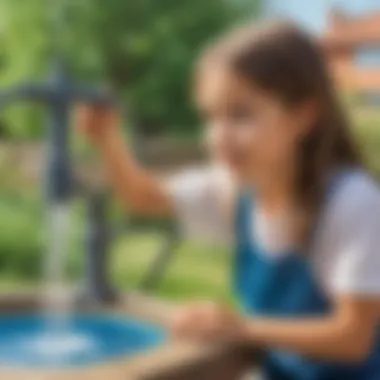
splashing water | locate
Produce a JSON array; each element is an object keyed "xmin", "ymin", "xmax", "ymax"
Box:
[
  {"xmin": 34, "ymin": 204, "xmax": 98, "ymax": 365},
  {"xmin": 0, "ymin": 205, "xmax": 165, "ymax": 368},
  {"xmin": 43, "ymin": 204, "xmax": 72, "ymax": 326}
]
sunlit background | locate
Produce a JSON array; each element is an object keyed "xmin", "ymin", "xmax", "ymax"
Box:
[{"xmin": 0, "ymin": 0, "xmax": 379, "ymax": 305}]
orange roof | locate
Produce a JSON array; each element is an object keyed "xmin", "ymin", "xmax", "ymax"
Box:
[{"xmin": 321, "ymin": 11, "xmax": 380, "ymax": 49}]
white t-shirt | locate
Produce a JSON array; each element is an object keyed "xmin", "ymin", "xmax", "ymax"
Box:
[{"xmin": 166, "ymin": 166, "xmax": 380, "ymax": 296}]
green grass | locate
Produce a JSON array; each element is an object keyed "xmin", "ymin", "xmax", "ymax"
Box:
[
  {"xmin": 111, "ymin": 232, "xmax": 233, "ymax": 302},
  {"xmin": 0, "ymin": 230, "xmax": 234, "ymax": 302}
]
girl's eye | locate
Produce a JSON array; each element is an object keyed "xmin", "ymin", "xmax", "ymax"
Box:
[{"xmin": 228, "ymin": 104, "xmax": 254, "ymax": 123}]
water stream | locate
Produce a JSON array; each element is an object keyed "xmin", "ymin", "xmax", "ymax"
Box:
[
  {"xmin": 26, "ymin": 204, "xmax": 96, "ymax": 365},
  {"xmin": 0, "ymin": 202, "xmax": 164, "ymax": 368}
]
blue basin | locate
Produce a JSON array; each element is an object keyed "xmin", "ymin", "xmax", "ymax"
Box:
[{"xmin": 0, "ymin": 313, "xmax": 166, "ymax": 368}]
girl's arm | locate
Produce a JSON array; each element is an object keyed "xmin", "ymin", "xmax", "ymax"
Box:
[
  {"xmin": 77, "ymin": 105, "xmax": 236, "ymax": 234},
  {"xmin": 77, "ymin": 106, "xmax": 174, "ymax": 216},
  {"xmin": 245, "ymin": 296, "xmax": 380, "ymax": 361},
  {"xmin": 172, "ymin": 296, "xmax": 380, "ymax": 363}
]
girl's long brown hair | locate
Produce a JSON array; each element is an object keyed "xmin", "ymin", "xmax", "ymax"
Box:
[{"xmin": 197, "ymin": 21, "xmax": 363, "ymax": 248}]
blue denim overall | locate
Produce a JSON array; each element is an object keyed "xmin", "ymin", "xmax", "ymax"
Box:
[{"xmin": 233, "ymin": 171, "xmax": 380, "ymax": 380}]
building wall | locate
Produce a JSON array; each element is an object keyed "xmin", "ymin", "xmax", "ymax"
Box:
[
  {"xmin": 353, "ymin": 68, "xmax": 380, "ymax": 91},
  {"xmin": 354, "ymin": 46, "xmax": 380, "ymax": 91},
  {"xmin": 328, "ymin": 50, "xmax": 354, "ymax": 90},
  {"xmin": 328, "ymin": 46, "xmax": 380, "ymax": 92}
]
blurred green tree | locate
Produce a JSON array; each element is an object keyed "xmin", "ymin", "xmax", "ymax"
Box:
[{"xmin": 0, "ymin": 0, "xmax": 259, "ymax": 139}]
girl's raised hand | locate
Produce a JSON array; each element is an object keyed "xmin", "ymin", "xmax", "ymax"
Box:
[
  {"xmin": 75, "ymin": 104, "xmax": 120, "ymax": 145},
  {"xmin": 170, "ymin": 301, "xmax": 248, "ymax": 343}
]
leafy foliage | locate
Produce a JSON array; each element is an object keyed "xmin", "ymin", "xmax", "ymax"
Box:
[{"xmin": 0, "ymin": 0, "xmax": 258, "ymax": 138}]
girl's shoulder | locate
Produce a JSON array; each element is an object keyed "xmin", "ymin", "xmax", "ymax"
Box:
[
  {"xmin": 315, "ymin": 169, "xmax": 380, "ymax": 295},
  {"xmin": 327, "ymin": 169, "xmax": 380, "ymax": 219},
  {"xmin": 165, "ymin": 164, "xmax": 236, "ymax": 244}
]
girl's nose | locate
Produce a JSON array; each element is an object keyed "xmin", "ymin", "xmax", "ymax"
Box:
[{"xmin": 205, "ymin": 121, "xmax": 233, "ymax": 150}]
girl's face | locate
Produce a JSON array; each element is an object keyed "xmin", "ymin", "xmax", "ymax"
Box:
[{"xmin": 197, "ymin": 67, "xmax": 313, "ymax": 185}]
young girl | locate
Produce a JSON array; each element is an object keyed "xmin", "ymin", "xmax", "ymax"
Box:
[{"xmin": 78, "ymin": 22, "xmax": 380, "ymax": 380}]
